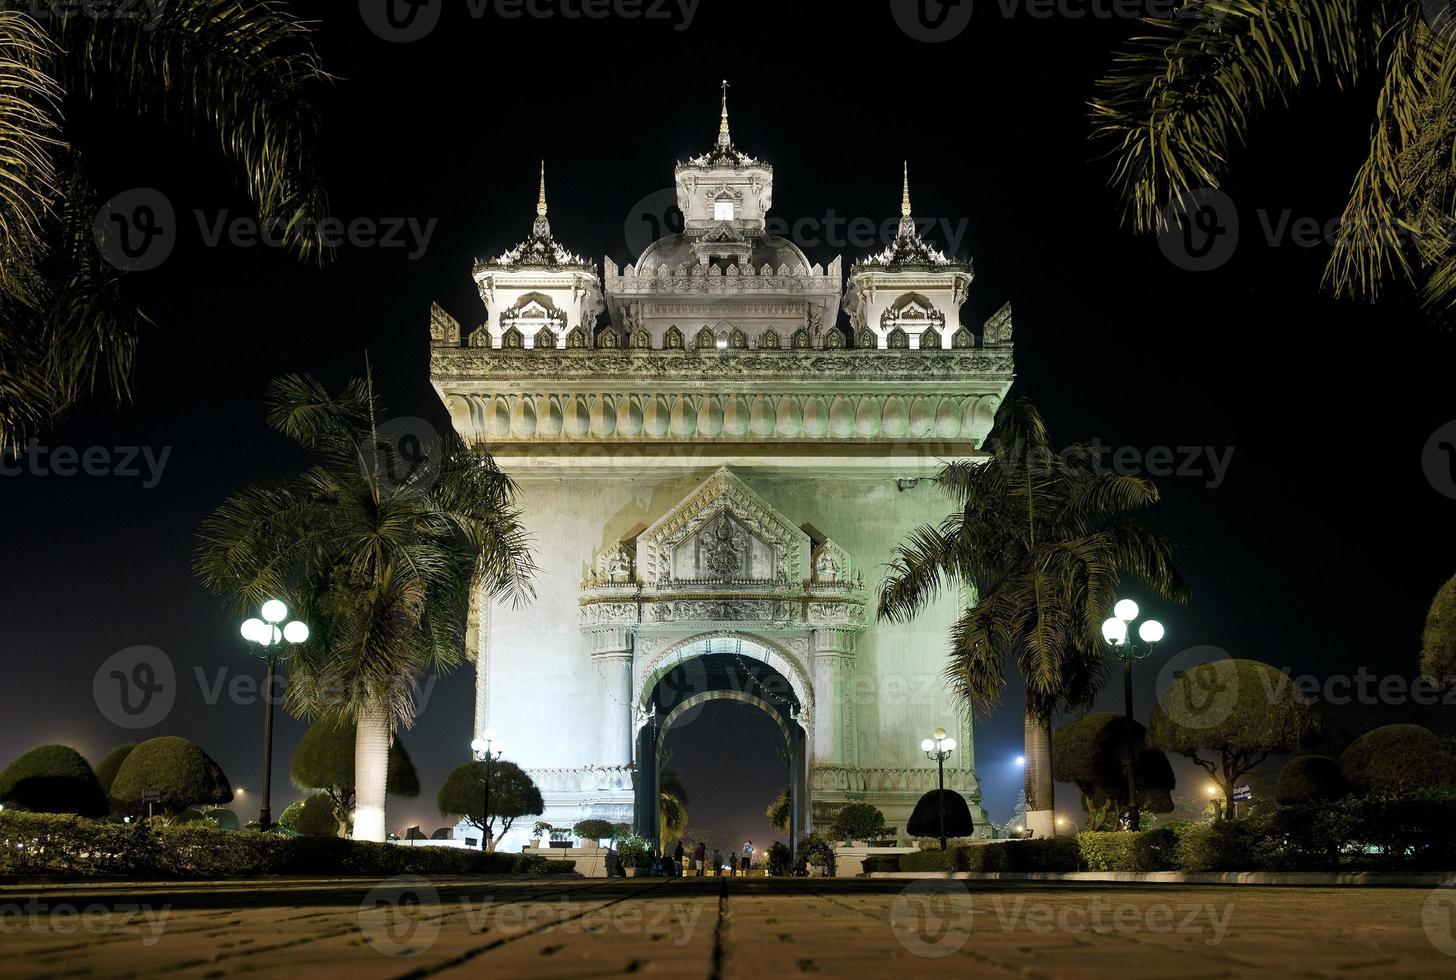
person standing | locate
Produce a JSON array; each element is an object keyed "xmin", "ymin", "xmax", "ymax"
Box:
[
  {"xmin": 693, "ymin": 841, "xmax": 705, "ymax": 876},
  {"xmin": 673, "ymin": 840, "xmax": 685, "ymax": 877},
  {"xmin": 742, "ymin": 840, "xmax": 753, "ymax": 872},
  {"xmin": 728, "ymin": 849, "xmax": 739, "ymax": 877},
  {"xmin": 712, "ymin": 849, "xmax": 723, "ymax": 877}
]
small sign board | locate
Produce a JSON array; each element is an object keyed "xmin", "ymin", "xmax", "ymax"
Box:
[
  {"xmin": 141, "ymin": 788, "xmax": 162, "ymax": 803},
  {"xmin": 1231, "ymin": 784, "xmax": 1252, "ymax": 802}
]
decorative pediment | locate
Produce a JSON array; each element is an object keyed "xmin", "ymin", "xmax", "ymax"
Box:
[
  {"xmin": 589, "ymin": 541, "xmax": 636, "ymax": 585},
  {"xmin": 811, "ymin": 539, "xmax": 852, "ymax": 584},
  {"xmin": 638, "ymin": 468, "xmax": 810, "ymax": 586}
]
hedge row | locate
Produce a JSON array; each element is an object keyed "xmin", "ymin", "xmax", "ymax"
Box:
[
  {"xmin": 865, "ymin": 800, "xmax": 1456, "ymax": 874},
  {"xmin": 0, "ymin": 812, "xmax": 577, "ymax": 879}
]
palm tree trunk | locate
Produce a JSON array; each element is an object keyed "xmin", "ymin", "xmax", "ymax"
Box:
[
  {"xmin": 353, "ymin": 701, "xmax": 390, "ymax": 842},
  {"xmin": 1023, "ymin": 710, "xmax": 1055, "ymax": 838}
]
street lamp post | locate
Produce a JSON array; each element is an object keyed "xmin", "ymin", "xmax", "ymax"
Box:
[
  {"xmin": 241, "ymin": 600, "xmax": 308, "ymax": 831},
  {"xmin": 471, "ymin": 730, "xmax": 504, "ymax": 851},
  {"xmin": 1100, "ymin": 599, "xmax": 1164, "ymax": 831},
  {"xmin": 920, "ymin": 728, "xmax": 957, "ymax": 850}
]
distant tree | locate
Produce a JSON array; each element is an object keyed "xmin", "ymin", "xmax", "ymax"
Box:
[
  {"xmin": 1150, "ymin": 660, "xmax": 1319, "ymax": 819},
  {"xmin": 659, "ymin": 770, "xmax": 690, "ymax": 840},
  {"xmin": 290, "ymin": 720, "xmax": 420, "ymax": 833},
  {"xmin": 766, "ymin": 789, "xmax": 791, "ymax": 835},
  {"xmin": 109, "ymin": 736, "xmax": 233, "ymax": 816},
  {"xmin": 93, "ymin": 744, "xmax": 136, "ymax": 798},
  {"xmin": 1422, "ymin": 573, "xmax": 1456, "ymax": 690},
  {"xmin": 1276, "ymin": 756, "xmax": 1348, "ymax": 805},
  {"xmin": 829, "ymin": 803, "xmax": 886, "ymax": 844},
  {"xmin": 906, "ymin": 790, "xmax": 975, "ymax": 840},
  {"xmin": 1054, "ymin": 712, "xmax": 1176, "ymax": 830},
  {"xmin": 437, "ymin": 759, "xmax": 542, "ymax": 848},
  {"xmin": 0, "ymin": 744, "xmax": 108, "ymax": 816},
  {"xmin": 294, "ymin": 793, "xmax": 340, "ymax": 837},
  {"xmin": 1340, "ymin": 724, "xmax": 1456, "ymax": 798}
]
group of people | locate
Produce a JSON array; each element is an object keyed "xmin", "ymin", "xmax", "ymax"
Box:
[{"xmin": 668, "ymin": 839, "xmax": 755, "ymax": 876}]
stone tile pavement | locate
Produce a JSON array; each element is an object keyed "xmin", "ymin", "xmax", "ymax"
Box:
[{"xmin": 2, "ymin": 875, "xmax": 1454, "ymax": 978}]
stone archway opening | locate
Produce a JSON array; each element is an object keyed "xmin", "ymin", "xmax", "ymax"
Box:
[{"xmin": 635, "ymin": 649, "xmax": 808, "ymax": 864}]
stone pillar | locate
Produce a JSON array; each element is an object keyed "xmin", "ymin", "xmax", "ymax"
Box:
[
  {"xmin": 810, "ymin": 630, "xmax": 856, "ymax": 766},
  {"xmin": 467, "ymin": 588, "xmax": 492, "ymax": 741},
  {"xmin": 634, "ymin": 716, "xmax": 660, "ymax": 847},
  {"xmin": 591, "ymin": 629, "xmax": 634, "ymax": 768}
]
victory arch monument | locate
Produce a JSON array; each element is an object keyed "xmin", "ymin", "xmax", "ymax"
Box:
[{"xmin": 429, "ymin": 93, "xmax": 1014, "ymax": 850}]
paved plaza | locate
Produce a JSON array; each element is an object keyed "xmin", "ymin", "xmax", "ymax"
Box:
[{"xmin": 3, "ymin": 875, "xmax": 1454, "ymax": 978}]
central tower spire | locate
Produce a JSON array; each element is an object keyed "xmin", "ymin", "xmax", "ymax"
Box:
[
  {"xmin": 718, "ymin": 79, "xmax": 732, "ymax": 148},
  {"xmin": 899, "ymin": 162, "xmax": 916, "ymax": 238},
  {"xmin": 533, "ymin": 160, "xmax": 551, "ymax": 239}
]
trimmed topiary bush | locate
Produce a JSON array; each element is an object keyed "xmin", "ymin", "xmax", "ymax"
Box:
[
  {"xmin": 906, "ymin": 790, "xmax": 974, "ymax": 839},
  {"xmin": 109, "ymin": 737, "xmax": 233, "ymax": 816},
  {"xmin": 294, "ymin": 794, "xmax": 340, "ymax": 837},
  {"xmin": 1075, "ymin": 829, "xmax": 1177, "ymax": 871},
  {"xmin": 1421, "ymin": 572, "xmax": 1456, "ymax": 691},
  {"xmin": 1340, "ymin": 724, "xmax": 1456, "ymax": 797},
  {"xmin": 1171, "ymin": 821, "xmax": 1258, "ymax": 871},
  {"xmin": 959, "ymin": 837, "xmax": 1083, "ymax": 872},
  {"xmin": 1276, "ymin": 755, "xmax": 1347, "ymax": 804},
  {"xmin": 829, "ymin": 802, "xmax": 886, "ymax": 843},
  {"xmin": 0, "ymin": 745, "xmax": 109, "ymax": 817},
  {"xmin": 93, "ymin": 745, "xmax": 136, "ymax": 797},
  {"xmin": 290, "ymin": 720, "xmax": 420, "ymax": 833},
  {"xmin": 1054, "ymin": 713, "xmax": 1177, "ymax": 830},
  {"xmin": 572, "ymin": 819, "xmax": 616, "ymax": 842},
  {"xmin": 900, "ymin": 849, "xmax": 956, "ymax": 872}
]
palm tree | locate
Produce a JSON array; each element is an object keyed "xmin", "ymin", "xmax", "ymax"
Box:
[
  {"xmin": 1090, "ymin": 2, "xmax": 1456, "ymax": 312},
  {"xmin": 767, "ymin": 788, "xmax": 791, "ymax": 835},
  {"xmin": 0, "ymin": 2, "xmax": 328, "ymax": 451},
  {"xmin": 195, "ymin": 374, "xmax": 534, "ymax": 841},
  {"xmin": 659, "ymin": 769, "xmax": 690, "ymax": 841},
  {"xmin": 879, "ymin": 397, "xmax": 1188, "ymax": 837}
]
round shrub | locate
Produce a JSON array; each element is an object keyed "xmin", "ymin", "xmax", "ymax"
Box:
[
  {"xmin": 93, "ymin": 744, "xmax": 136, "ymax": 796},
  {"xmin": 0, "ymin": 745, "xmax": 108, "ymax": 817},
  {"xmin": 1422, "ymin": 572, "xmax": 1456, "ymax": 691},
  {"xmin": 1340, "ymin": 725, "xmax": 1456, "ymax": 797},
  {"xmin": 572, "ymin": 819, "xmax": 616, "ymax": 842},
  {"xmin": 1275, "ymin": 755, "xmax": 1347, "ymax": 804},
  {"xmin": 829, "ymin": 802, "xmax": 887, "ymax": 843},
  {"xmin": 294, "ymin": 794, "xmax": 340, "ymax": 837},
  {"xmin": 906, "ymin": 789, "xmax": 974, "ymax": 838},
  {"xmin": 109, "ymin": 737, "xmax": 233, "ymax": 815}
]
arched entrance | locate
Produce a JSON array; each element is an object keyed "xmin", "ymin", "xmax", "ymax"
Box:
[{"xmin": 634, "ymin": 649, "xmax": 808, "ymax": 859}]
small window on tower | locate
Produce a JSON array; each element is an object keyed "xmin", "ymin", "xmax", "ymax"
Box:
[{"xmin": 714, "ymin": 199, "xmax": 736, "ymax": 222}]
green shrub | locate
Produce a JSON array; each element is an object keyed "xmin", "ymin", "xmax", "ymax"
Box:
[
  {"xmin": 1171, "ymin": 821, "xmax": 1258, "ymax": 871},
  {"xmin": 900, "ymin": 849, "xmax": 956, "ymax": 872},
  {"xmin": 109, "ymin": 737, "xmax": 232, "ymax": 815},
  {"xmin": 0, "ymin": 811, "xmax": 582, "ymax": 879},
  {"xmin": 615, "ymin": 833, "xmax": 651, "ymax": 868},
  {"xmin": 906, "ymin": 790, "xmax": 974, "ymax": 839},
  {"xmin": 1340, "ymin": 725, "xmax": 1456, "ymax": 797},
  {"xmin": 1421, "ymin": 572, "xmax": 1456, "ymax": 689},
  {"xmin": 294, "ymin": 794, "xmax": 340, "ymax": 837},
  {"xmin": 829, "ymin": 803, "xmax": 887, "ymax": 843},
  {"xmin": 93, "ymin": 745, "xmax": 136, "ymax": 797},
  {"xmin": 1075, "ymin": 830, "xmax": 1177, "ymax": 871},
  {"xmin": 859, "ymin": 854, "xmax": 903, "ymax": 873},
  {"xmin": 0, "ymin": 745, "xmax": 109, "ymax": 817},
  {"xmin": 1275, "ymin": 755, "xmax": 1347, "ymax": 804},
  {"xmin": 573, "ymin": 819, "xmax": 616, "ymax": 841},
  {"xmin": 798, "ymin": 833, "xmax": 835, "ymax": 870},
  {"xmin": 960, "ymin": 837, "xmax": 1083, "ymax": 872}
]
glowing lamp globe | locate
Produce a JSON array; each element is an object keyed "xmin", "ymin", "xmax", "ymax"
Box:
[
  {"xmin": 241, "ymin": 619, "xmax": 265, "ymax": 643},
  {"xmin": 1138, "ymin": 620, "xmax": 1165, "ymax": 644},
  {"xmin": 261, "ymin": 599, "xmax": 288, "ymax": 624},
  {"xmin": 1113, "ymin": 599, "xmax": 1139, "ymax": 622},
  {"xmin": 921, "ymin": 738, "xmax": 935, "ymax": 752},
  {"xmin": 933, "ymin": 727, "xmax": 946, "ymax": 740},
  {"xmin": 942, "ymin": 737, "xmax": 956, "ymax": 752},
  {"xmin": 471, "ymin": 737, "xmax": 486, "ymax": 755},
  {"xmin": 283, "ymin": 621, "xmax": 310, "ymax": 644},
  {"xmin": 1101, "ymin": 617, "xmax": 1128, "ymax": 645}
]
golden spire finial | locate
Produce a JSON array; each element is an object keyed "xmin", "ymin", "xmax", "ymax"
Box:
[
  {"xmin": 718, "ymin": 79, "xmax": 732, "ymax": 147},
  {"xmin": 901, "ymin": 162, "xmax": 912, "ymax": 219},
  {"xmin": 536, "ymin": 160, "xmax": 548, "ymax": 218}
]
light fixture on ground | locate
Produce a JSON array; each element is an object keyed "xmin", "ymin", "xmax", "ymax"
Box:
[
  {"xmin": 241, "ymin": 600, "xmax": 309, "ymax": 830},
  {"xmin": 1101, "ymin": 599, "xmax": 1165, "ymax": 831},
  {"xmin": 471, "ymin": 729, "xmax": 504, "ymax": 851},
  {"xmin": 921, "ymin": 727, "xmax": 957, "ymax": 850}
]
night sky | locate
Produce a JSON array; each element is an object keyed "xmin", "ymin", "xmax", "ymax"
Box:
[{"xmin": 2, "ymin": 2, "xmax": 1453, "ymax": 843}]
